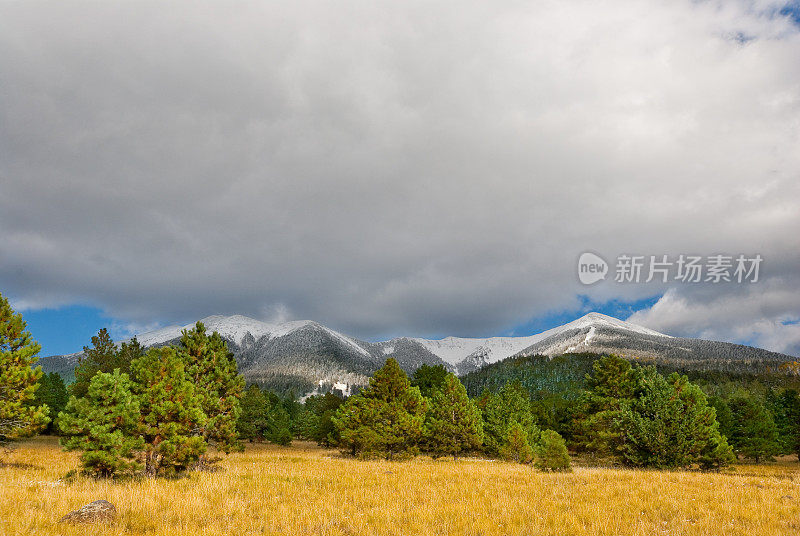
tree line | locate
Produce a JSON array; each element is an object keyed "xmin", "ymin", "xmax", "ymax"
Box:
[
  {"xmin": 2, "ymin": 290, "xmax": 796, "ymax": 478},
  {"xmin": 463, "ymin": 352, "xmax": 800, "ymax": 464}
]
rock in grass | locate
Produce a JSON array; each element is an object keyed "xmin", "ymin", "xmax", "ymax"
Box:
[{"xmin": 59, "ymin": 500, "xmax": 117, "ymax": 524}]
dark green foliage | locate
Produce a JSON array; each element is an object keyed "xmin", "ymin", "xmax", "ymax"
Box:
[
  {"xmin": 70, "ymin": 333, "xmax": 143, "ymax": 401},
  {"xmin": 575, "ymin": 355, "xmax": 643, "ymax": 457},
  {"xmin": 411, "ymin": 364, "xmax": 448, "ymax": 398},
  {"xmin": 32, "ymin": 372, "xmax": 68, "ymax": 435},
  {"xmin": 333, "ymin": 358, "xmax": 426, "ymax": 459},
  {"xmin": 59, "ymin": 370, "xmax": 144, "ymax": 477},
  {"xmin": 423, "ymin": 373, "xmax": 483, "ymax": 458},
  {"xmin": 727, "ymin": 395, "xmax": 780, "ymax": 462},
  {"xmin": 333, "ymin": 395, "xmax": 382, "ymax": 456},
  {"xmin": 462, "ymin": 354, "xmax": 596, "ymax": 399},
  {"xmin": 534, "ymin": 429, "xmax": 571, "ymax": 472},
  {"xmin": 280, "ymin": 392, "xmax": 304, "ymax": 425},
  {"xmin": 237, "ymin": 384, "xmax": 295, "ymax": 446},
  {"xmin": 71, "ymin": 329, "xmax": 122, "ymax": 399},
  {"xmin": 238, "ymin": 384, "xmax": 272, "ymax": 441},
  {"xmin": 617, "ymin": 369, "xmax": 735, "ymax": 469},
  {"xmin": 131, "ymin": 347, "xmax": 207, "ymax": 476},
  {"xmin": 708, "ymin": 395, "xmax": 734, "ymax": 441},
  {"xmin": 0, "ymin": 292, "xmax": 49, "ymax": 448},
  {"xmin": 297, "ymin": 393, "xmax": 343, "ymax": 447},
  {"xmin": 480, "ymin": 381, "xmax": 540, "ymax": 457},
  {"xmin": 498, "ymin": 422, "xmax": 533, "ymax": 464},
  {"xmin": 765, "ymin": 388, "xmax": 800, "ymax": 456},
  {"xmin": 264, "ymin": 404, "xmax": 293, "ymax": 445},
  {"xmin": 179, "ymin": 323, "xmax": 245, "ymax": 453},
  {"xmin": 117, "ymin": 338, "xmax": 145, "ymax": 374}
]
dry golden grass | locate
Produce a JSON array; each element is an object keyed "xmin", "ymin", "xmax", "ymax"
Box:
[{"xmin": 2, "ymin": 437, "xmax": 800, "ymax": 536}]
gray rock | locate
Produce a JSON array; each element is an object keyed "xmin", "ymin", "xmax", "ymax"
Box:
[{"xmin": 59, "ymin": 500, "xmax": 117, "ymax": 524}]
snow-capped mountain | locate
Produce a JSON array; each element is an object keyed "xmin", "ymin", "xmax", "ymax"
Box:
[
  {"xmin": 399, "ymin": 312, "xmax": 670, "ymax": 374},
  {"xmin": 40, "ymin": 312, "xmax": 796, "ymax": 395}
]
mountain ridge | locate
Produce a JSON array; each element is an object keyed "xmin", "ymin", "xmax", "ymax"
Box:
[{"xmin": 39, "ymin": 312, "xmax": 796, "ymax": 396}]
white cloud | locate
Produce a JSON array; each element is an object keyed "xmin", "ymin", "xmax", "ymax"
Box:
[{"xmin": 629, "ymin": 282, "xmax": 800, "ymax": 356}]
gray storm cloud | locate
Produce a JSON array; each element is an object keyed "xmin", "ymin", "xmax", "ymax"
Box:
[{"xmin": 1, "ymin": 1, "xmax": 799, "ymax": 350}]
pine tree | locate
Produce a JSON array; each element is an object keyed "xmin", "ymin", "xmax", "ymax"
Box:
[
  {"xmin": 576, "ymin": 355, "xmax": 642, "ymax": 458},
  {"xmin": 481, "ymin": 381, "xmax": 540, "ymax": 457},
  {"xmin": 116, "ymin": 337, "xmax": 145, "ymax": 374},
  {"xmin": 333, "ymin": 358, "xmax": 427, "ymax": 459},
  {"xmin": 765, "ymin": 388, "xmax": 800, "ymax": 456},
  {"xmin": 727, "ymin": 395, "xmax": 780, "ymax": 462},
  {"xmin": 423, "ymin": 373, "xmax": 483, "ymax": 459},
  {"xmin": 299, "ymin": 393, "xmax": 343, "ymax": 447},
  {"xmin": 59, "ymin": 370, "xmax": 144, "ymax": 477},
  {"xmin": 411, "ymin": 364, "xmax": 448, "ymax": 398},
  {"xmin": 71, "ymin": 328, "xmax": 121, "ymax": 399},
  {"xmin": 131, "ymin": 347, "xmax": 207, "ymax": 476},
  {"xmin": 265, "ymin": 404, "xmax": 293, "ymax": 445},
  {"xmin": 32, "ymin": 372, "xmax": 68, "ymax": 434},
  {"xmin": 0, "ymin": 292, "xmax": 49, "ymax": 449},
  {"xmin": 618, "ymin": 369, "xmax": 735, "ymax": 469},
  {"xmin": 179, "ymin": 323, "xmax": 245, "ymax": 453},
  {"xmin": 238, "ymin": 384, "xmax": 272, "ymax": 442},
  {"xmin": 534, "ymin": 429, "xmax": 571, "ymax": 472},
  {"xmin": 332, "ymin": 395, "xmax": 383, "ymax": 457},
  {"xmin": 708, "ymin": 395, "xmax": 734, "ymax": 441},
  {"xmin": 499, "ymin": 422, "xmax": 533, "ymax": 464}
]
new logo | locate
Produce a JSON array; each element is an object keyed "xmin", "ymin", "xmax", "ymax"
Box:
[{"xmin": 578, "ymin": 252, "xmax": 608, "ymax": 285}]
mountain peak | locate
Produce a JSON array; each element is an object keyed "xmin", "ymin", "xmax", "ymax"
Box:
[{"xmin": 565, "ymin": 312, "xmax": 669, "ymax": 338}]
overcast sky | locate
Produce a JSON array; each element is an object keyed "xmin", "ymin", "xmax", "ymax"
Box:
[{"xmin": 1, "ymin": 1, "xmax": 799, "ymax": 356}]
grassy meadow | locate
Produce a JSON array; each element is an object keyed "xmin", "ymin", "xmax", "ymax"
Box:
[{"xmin": 2, "ymin": 437, "xmax": 800, "ymax": 536}]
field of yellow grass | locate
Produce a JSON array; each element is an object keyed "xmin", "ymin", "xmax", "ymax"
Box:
[{"xmin": 2, "ymin": 437, "xmax": 800, "ymax": 536}]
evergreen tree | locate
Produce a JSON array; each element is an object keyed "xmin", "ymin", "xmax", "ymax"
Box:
[
  {"xmin": 0, "ymin": 293, "xmax": 49, "ymax": 449},
  {"xmin": 423, "ymin": 373, "xmax": 483, "ymax": 459},
  {"xmin": 264, "ymin": 404, "xmax": 293, "ymax": 445},
  {"xmin": 71, "ymin": 328, "xmax": 121, "ymax": 398},
  {"xmin": 498, "ymin": 422, "xmax": 533, "ymax": 464},
  {"xmin": 481, "ymin": 381, "xmax": 540, "ymax": 457},
  {"xmin": 32, "ymin": 372, "xmax": 68, "ymax": 434},
  {"xmin": 765, "ymin": 388, "xmax": 800, "ymax": 456},
  {"xmin": 179, "ymin": 323, "xmax": 245, "ymax": 453},
  {"xmin": 299, "ymin": 393, "xmax": 343, "ymax": 447},
  {"xmin": 708, "ymin": 395, "xmax": 734, "ymax": 442},
  {"xmin": 781, "ymin": 390, "xmax": 800, "ymax": 458},
  {"xmin": 333, "ymin": 358, "xmax": 426, "ymax": 459},
  {"xmin": 59, "ymin": 370, "xmax": 144, "ymax": 477},
  {"xmin": 411, "ymin": 364, "xmax": 448, "ymax": 398},
  {"xmin": 294, "ymin": 405, "xmax": 320, "ymax": 442},
  {"xmin": 534, "ymin": 429, "xmax": 571, "ymax": 472},
  {"xmin": 333, "ymin": 395, "xmax": 383, "ymax": 457},
  {"xmin": 727, "ymin": 395, "xmax": 780, "ymax": 462},
  {"xmin": 238, "ymin": 384, "xmax": 272, "ymax": 442},
  {"xmin": 618, "ymin": 369, "xmax": 735, "ymax": 469},
  {"xmin": 576, "ymin": 355, "xmax": 642, "ymax": 458},
  {"xmin": 116, "ymin": 337, "xmax": 145, "ymax": 374},
  {"xmin": 131, "ymin": 347, "xmax": 207, "ymax": 476}
]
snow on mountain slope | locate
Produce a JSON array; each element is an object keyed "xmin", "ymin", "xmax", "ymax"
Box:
[
  {"xmin": 409, "ymin": 335, "xmax": 542, "ymax": 367},
  {"xmin": 134, "ymin": 324, "xmax": 186, "ymax": 347},
  {"xmin": 410, "ymin": 312, "xmax": 669, "ymax": 367},
  {"xmin": 318, "ymin": 324, "xmax": 372, "ymax": 358},
  {"xmin": 131, "ymin": 315, "xmax": 371, "ymax": 357},
  {"xmin": 199, "ymin": 315, "xmax": 277, "ymax": 343},
  {"xmin": 133, "ymin": 315, "xmax": 275, "ymax": 346}
]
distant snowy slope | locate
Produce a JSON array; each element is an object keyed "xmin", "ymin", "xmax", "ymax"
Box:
[
  {"xmin": 410, "ymin": 312, "xmax": 670, "ymax": 370},
  {"xmin": 409, "ymin": 335, "xmax": 542, "ymax": 367},
  {"xmin": 131, "ymin": 315, "xmax": 369, "ymax": 352}
]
